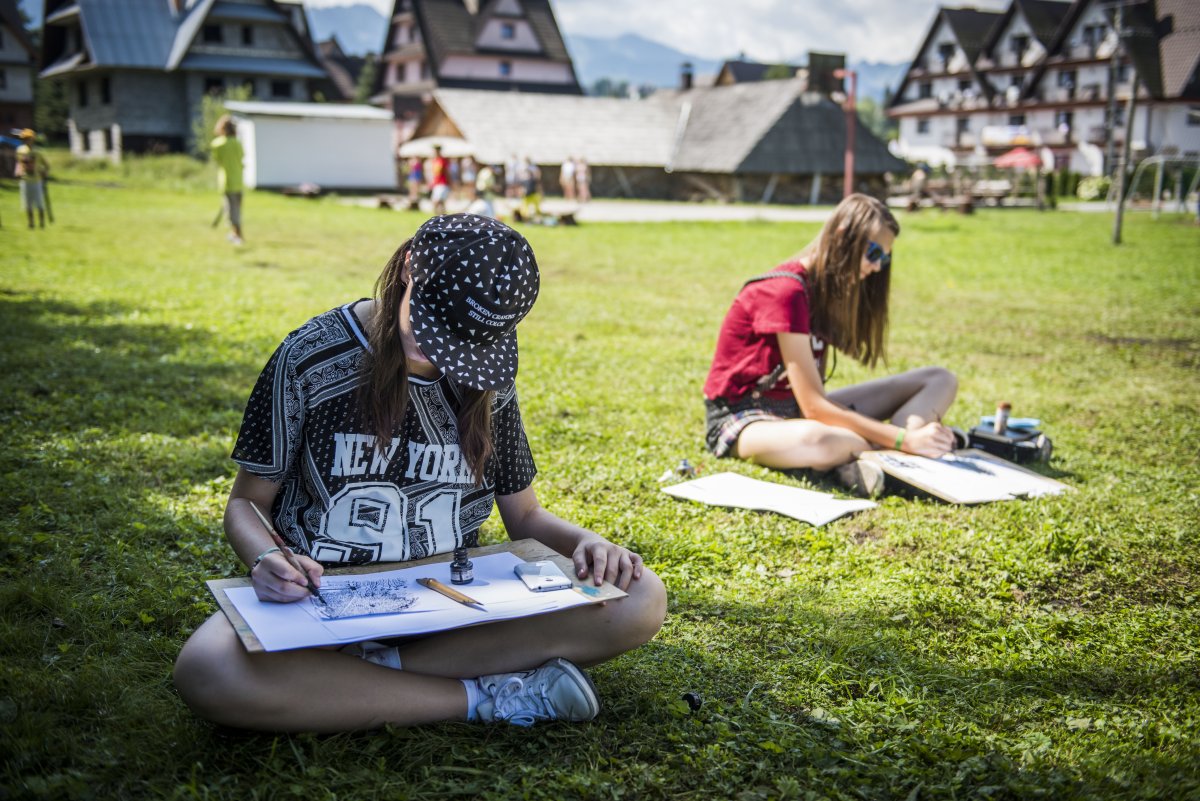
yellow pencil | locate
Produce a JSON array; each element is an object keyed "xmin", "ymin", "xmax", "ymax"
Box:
[{"xmin": 417, "ymin": 577, "xmax": 486, "ymax": 610}]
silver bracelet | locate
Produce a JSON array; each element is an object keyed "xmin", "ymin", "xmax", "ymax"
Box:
[{"xmin": 252, "ymin": 545, "xmax": 281, "ymax": 567}]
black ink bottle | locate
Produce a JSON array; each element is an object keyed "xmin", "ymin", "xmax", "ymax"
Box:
[{"xmin": 450, "ymin": 547, "xmax": 474, "ymax": 584}]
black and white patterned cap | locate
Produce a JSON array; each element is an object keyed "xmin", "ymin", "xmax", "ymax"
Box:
[{"xmin": 408, "ymin": 214, "xmax": 540, "ymax": 391}]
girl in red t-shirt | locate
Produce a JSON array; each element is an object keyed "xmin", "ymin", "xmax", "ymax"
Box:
[{"xmin": 703, "ymin": 194, "xmax": 957, "ymax": 494}]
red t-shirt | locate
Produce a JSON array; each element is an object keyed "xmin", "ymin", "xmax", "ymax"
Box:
[
  {"xmin": 430, "ymin": 156, "xmax": 449, "ymax": 187},
  {"xmin": 703, "ymin": 261, "xmax": 827, "ymax": 402}
]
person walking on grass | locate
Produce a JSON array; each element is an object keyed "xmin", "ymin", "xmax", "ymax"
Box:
[
  {"xmin": 211, "ymin": 115, "xmax": 245, "ymax": 245},
  {"xmin": 14, "ymin": 129, "xmax": 49, "ymax": 230},
  {"xmin": 702, "ymin": 193, "xmax": 958, "ymax": 497},
  {"xmin": 174, "ymin": 214, "xmax": 666, "ymax": 732}
]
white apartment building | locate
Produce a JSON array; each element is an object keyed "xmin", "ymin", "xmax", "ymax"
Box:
[{"xmin": 889, "ymin": 0, "xmax": 1200, "ymax": 175}]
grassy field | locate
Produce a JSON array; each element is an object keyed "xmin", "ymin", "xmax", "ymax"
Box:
[{"xmin": 1, "ymin": 155, "xmax": 1198, "ymax": 800}]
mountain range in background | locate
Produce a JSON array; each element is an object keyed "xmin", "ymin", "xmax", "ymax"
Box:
[
  {"xmin": 16, "ymin": 0, "xmax": 906, "ymax": 102},
  {"xmin": 305, "ymin": 4, "xmax": 907, "ymax": 101}
]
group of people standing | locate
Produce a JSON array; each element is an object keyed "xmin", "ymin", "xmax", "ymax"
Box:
[
  {"xmin": 403, "ymin": 151, "xmax": 591, "ymax": 219},
  {"xmin": 173, "ymin": 192, "xmax": 958, "ymax": 734}
]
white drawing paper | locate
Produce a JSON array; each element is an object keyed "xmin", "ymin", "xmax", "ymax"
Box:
[
  {"xmin": 873, "ymin": 452, "xmax": 1066, "ymax": 504},
  {"xmin": 225, "ymin": 552, "xmax": 592, "ymax": 652},
  {"xmin": 661, "ymin": 472, "xmax": 876, "ymax": 526}
]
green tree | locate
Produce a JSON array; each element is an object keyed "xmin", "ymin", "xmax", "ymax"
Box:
[
  {"xmin": 33, "ymin": 80, "xmax": 70, "ymax": 141},
  {"xmin": 354, "ymin": 54, "xmax": 379, "ymax": 104},
  {"xmin": 856, "ymin": 96, "xmax": 898, "ymax": 143},
  {"xmin": 763, "ymin": 63, "xmax": 795, "ymax": 80},
  {"xmin": 191, "ymin": 85, "xmax": 253, "ymax": 158}
]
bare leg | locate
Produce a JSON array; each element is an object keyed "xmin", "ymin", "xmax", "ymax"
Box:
[
  {"xmin": 734, "ymin": 419, "xmax": 871, "ymax": 471},
  {"xmin": 827, "ymin": 367, "xmax": 957, "ymax": 428},
  {"xmin": 399, "ymin": 568, "xmax": 666, "ymax": 675},
  {"xmin": 174, "ymin": 568, "xmax": 665, "ymax": 731},
  {"xmin": 174, "ymin": 613, "xmax": 468, "ymax": 732}
]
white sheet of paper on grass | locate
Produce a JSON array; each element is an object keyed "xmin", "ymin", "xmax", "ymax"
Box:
[
  {"xmin": 873, "ymin": 451, "xmax": 1066, "ymax": 504},
  {"xmin": 224, "ymin": 552, "xmax": 592, "ymax": 652},
  {"xmin": 661, "ymin": 471, "xmax": 876, "ymax": 525}
]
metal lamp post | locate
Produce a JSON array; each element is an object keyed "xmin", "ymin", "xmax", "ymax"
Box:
[{"xmin": 833, "ymin": 68, "xmax": 857, "ymax": 199}]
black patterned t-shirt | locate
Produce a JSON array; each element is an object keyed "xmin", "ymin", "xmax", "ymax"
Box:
[{"xmin": 231, "ymin": 301, "xmax": 537, "ymax": 564}]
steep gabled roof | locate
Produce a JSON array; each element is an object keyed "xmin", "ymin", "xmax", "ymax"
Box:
[
  {"xmin": 0, "ymin": 0, "xmax": 38, "ymax": 59},
  {"xmin": 660, "ymin": 80, "xmax": 904, "ymax": 174},
  {"xmin": 417, "ymin": 80, "xmax": 905, "ymax": 176},
  {"xmin": 78, "ymin": 0, "xmax": 177, "ymax": 68},
  {"xmin": 717, "ymin": 60, "xmax": 802, "ymax": 84},
  {"xmin": 39, "ymin": 0, "xmax": 324, "ymax": 77},
  {"xmin": 417, "ymin": 88, "xmax": 677, "ymax": 166},
  {"xmin": 416, "ymin": 0, "xmax": 571, "ymax": 64},
  {"xmin": 1122, "ymin": 0, "xmax": 1200, "ymax": 99},
  {"xmin": 943, "ymin": 7, "xmax": 1003, "ymax": 61},
  {"xmin": 980, "ymin": 0, "xmax": 1073, "ymax": 58},
  {"xmin": 890, "ymin": 6, "xmax": 1003, "ymax": 108}
]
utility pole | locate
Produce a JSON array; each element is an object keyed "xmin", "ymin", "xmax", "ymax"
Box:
[{"xmin": 833, "ymin": 68, "xmax": 857, "ymax": 199}]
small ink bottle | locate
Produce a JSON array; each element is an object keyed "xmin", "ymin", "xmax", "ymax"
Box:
[
  {"xmin": 994, "ymin": 402, "xmax": 1011, "ymax": 435},
  {"xmin": 450, "ymin": 547, "xmax": 474, "ymax": 585}
]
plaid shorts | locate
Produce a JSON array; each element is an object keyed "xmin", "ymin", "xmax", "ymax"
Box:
[{"xmin": 704, "ymin": 395, "xmax": 801, "ymax": 458}]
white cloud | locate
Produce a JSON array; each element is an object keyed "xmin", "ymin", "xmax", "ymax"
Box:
[
  {"xmin": 303, "ymin": 0, "xmax": 394, "ymax": 16},
  {"xmin": 550, "ymin": 0, "xmax": 1011, "ymax": 64}
]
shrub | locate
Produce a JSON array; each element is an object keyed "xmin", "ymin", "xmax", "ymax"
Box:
[{"xmin": 1077, "ymin": 175, "xmax": 1111, "ymax": 201}]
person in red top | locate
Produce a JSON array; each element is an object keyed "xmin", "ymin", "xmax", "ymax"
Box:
[
  {"xmin": 428, "ymin": 146, "xmax": 450, "ymax": 215},
  {"xmin": 703, "ymin": 194, "xmax": 957, "ymax": 495}
]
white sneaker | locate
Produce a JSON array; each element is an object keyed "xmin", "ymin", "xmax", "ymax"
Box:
[
  {"xmin": 836, "ymin": 458, "xmax": 886, "ymax": 498},
  {"xmin": 475, "ymin": 658, "xmax": 599, "ymax": 727}
]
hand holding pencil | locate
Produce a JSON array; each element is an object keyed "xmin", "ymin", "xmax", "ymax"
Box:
[{"xmin": 247, "ymin": 501, "xmax": 325, "ymax": 605}]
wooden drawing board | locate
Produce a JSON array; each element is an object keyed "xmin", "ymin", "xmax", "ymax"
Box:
[
  {"xmin": 207, "ymin": 539, "xmax": 626, "ymax": 653},
  {"xmin": 860, "ymin": 448, "xmax": 1070, "ymax": 505}
]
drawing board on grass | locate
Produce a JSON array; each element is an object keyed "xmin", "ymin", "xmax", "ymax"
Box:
[
  {"xmin": 661, "ymin": 471, "xmax": 877, "ymax": 525},
  {"xmin": 860, "ymin": 449, "xmax": 1068, "ymax": 504},
  {"xmin": 207, "ymin": 540, "xmax": 626, "ymax": 652}
]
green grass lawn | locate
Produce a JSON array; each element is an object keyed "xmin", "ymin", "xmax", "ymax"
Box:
[{"xmin": 1, "ymin": 154, "xmax": 1198, "ymax": 800}]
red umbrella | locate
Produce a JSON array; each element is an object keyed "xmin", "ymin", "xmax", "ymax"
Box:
[{"xmin": 994, "ymin": 146, "xmax": 1043, "ymax": 169}]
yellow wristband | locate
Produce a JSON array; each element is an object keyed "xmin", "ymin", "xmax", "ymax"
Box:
[{"xmin": 894, "ymin": 429, "xmax": 906, "ymax": 451}]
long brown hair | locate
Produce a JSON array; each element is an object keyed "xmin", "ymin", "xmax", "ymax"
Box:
[
  {"xmin": 361, "ymin": 240, "xmax": 494, "ymax": 484},
  {"xmin": 799, "ymin": 193, "xmax": 899, "ymax": 368}
]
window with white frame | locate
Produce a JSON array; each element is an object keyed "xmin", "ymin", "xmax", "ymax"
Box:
[{"xmin": 917, "ymin": 118, "xmax": 930, "ymax": 134}]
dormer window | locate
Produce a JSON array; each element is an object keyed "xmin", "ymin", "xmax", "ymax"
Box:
[
  {"xmin": 203, "ymin": 24, "xmax": 223, "ymax": 44},
  {"xmin": 1010, "ymin": 34, "xmax": 1029, "ymax": 59},
  {"xmin": 937, "ymin": 43, "xmax": 954, "ymax": 67},
  {"xmin": 501, "ymin": 22, "xmax": 515, "ymax": 40}
]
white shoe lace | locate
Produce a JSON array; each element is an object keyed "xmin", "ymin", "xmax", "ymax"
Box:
[{"xmin": 491, "ymin": 675, "xmax": 552, "ymax": 727}]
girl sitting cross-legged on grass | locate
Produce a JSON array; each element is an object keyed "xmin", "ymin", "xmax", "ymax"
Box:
[
  {"xmin": 174, "ymin": 214, "xmax": 666, "ymax": 732},
  {"xmin": 702, "ymin": 193, "xmax": 958, "ymax": 497}
]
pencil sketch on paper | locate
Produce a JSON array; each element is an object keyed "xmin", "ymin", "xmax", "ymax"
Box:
[{"xmin": 313, "ymin": 579, "xmax": 418, "ymax": 620}]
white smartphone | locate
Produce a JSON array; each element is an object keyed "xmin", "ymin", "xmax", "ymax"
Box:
[{"xmin": 514, "ymin": 560, "xmax": 573, "ymax": 592}]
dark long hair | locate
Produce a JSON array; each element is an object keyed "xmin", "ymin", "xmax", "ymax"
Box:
[
  {"xmin": 799, "ymin": 193, "xmax": 899, "ymax": 368},
  {"xmin": 361, "ymin": 239, "xmax": 494, "ymax": 484}
]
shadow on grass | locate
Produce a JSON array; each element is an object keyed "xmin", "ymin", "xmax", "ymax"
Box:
[{"xmin": 0, "ymin": 291, "xmax": 251, "ymax": 439}]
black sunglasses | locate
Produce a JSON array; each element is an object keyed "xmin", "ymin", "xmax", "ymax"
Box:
[{"xmin": 865, "ymin": 240, "xmax": 892, "ymax": 270}]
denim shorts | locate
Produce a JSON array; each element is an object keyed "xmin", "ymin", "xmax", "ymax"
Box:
[{"xmin": 704, "ymin": 395, "xmax": 801, "ymax": 458}]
